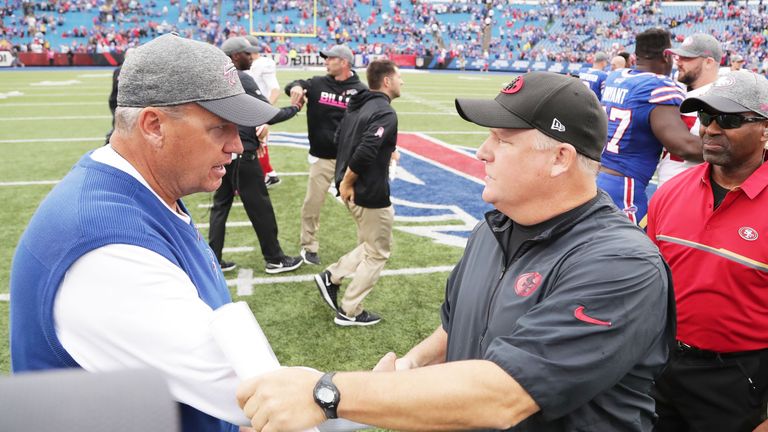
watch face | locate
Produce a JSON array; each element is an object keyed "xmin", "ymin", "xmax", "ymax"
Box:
[{"xmin": 317, "ymin": 387, "xmax": 335, "ymax": 403}]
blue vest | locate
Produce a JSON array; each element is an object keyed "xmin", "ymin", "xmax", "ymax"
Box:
[{"xmin": 10, "ymin": 153, "xmax": 237, "ymax": 432}]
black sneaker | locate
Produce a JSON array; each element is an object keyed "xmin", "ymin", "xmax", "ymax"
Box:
[
  {"xmin": 265, "ymin": 176, "xmax": 281, "ymax": 188},
  {"xmin": 219, "ymin": 260, "xmax": 237, "ymax": 272},
  {"xmin": 301, "ymin": 249, "xmax": 321, "ymax": 265},
  {"xmin": 265, "ymin": 255, "xmax": 302, "ymax": 274},
  {"xmin": 334, "ymin": 310, "xmax": 381, "ymax": 327},
  {"xmin": 314, "ymin": 270, "xmax": 339, "ymax": 310}
]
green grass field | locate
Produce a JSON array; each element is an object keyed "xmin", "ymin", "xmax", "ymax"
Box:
[{"xmin": 0, "ymin": 67, "xmax": 514, "ymax": 377}]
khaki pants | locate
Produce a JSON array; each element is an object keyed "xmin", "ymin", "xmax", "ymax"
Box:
[
  {"xmin": 300, "ymin": 158, "xmax": 336, "ymax": 253},
  {"xmin": 327, "ymin": 203, "xmax": 394, "ymax": 317}
]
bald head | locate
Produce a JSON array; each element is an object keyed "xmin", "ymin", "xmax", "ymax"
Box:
[{"xmin": 610, "ymin": 56, "xmax": 626, "ymax": 70}]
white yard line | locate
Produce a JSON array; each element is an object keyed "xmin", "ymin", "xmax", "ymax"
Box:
[
  {"xmin": 227, "ymin": 265, "xmax": 454, "ymax": 293},
  {"xmin": 0, "ymin": 180, "xmax": 59, "ymax": 186},
  {"xmin": 0, "ymin": 266, "xmax": 455, "ymax": 303},
  {"xmin": 235, "ymin": 268, "xmax": 255, "ymax": 296},
  {"xmin": 0, "ymin": 137, "xmax": 104, "ymax": 144},
  {"xmin": 0, "ymin": 102, "xmax": 104, "ymax": 107},
  {"xmin": 0, "ymin": 115, "xmax": 111, "ymax": 121},
  {"xmin": 3, "ymin": 93, "xmax": 106, "ymax": 97}
]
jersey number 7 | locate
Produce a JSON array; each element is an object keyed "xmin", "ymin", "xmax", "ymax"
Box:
[{"xmin": 605, "ymin": 107, "xmax": 632, "ymax": 154}]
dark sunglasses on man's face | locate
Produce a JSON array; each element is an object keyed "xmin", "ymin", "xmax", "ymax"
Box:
[{"xmin": 698, "ymin": 111, "xmax": 767, "ymax": 129}]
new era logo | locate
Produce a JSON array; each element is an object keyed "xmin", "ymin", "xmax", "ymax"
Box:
[{"xmin": 551, "ymin": 118, "xmax": 566, "ymax": 132}]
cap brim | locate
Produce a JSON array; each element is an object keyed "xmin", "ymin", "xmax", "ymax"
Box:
[
  {"xmin": 198, "ymin": 93, "xmax": 279, "ymax": 127},
  {"xmin": 666, "ymin": 47, "xmax": 698, "ymax": 58},
  {"xmin": 680, "ymin": 94, "xmax": 751, "ymax": 114},
  {"xmin": 455, "ymin": 98, "xmax": 532, "ymax": 129},
  {"xmin": 225, "ymin": 47, "xmax": 258, "ymax": 55}
]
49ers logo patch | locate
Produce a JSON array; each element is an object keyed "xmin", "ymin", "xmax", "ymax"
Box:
[
  {"xmin": 738, "ymin": 226, "xmax": 758, "ymax": 241},
  {"xmin": 514, "ymin": 272, "xmax": 543, "ymax": 297},
  {"xmin": 501, "ymin": 76, "xmax": 524, "ymax": 94}
]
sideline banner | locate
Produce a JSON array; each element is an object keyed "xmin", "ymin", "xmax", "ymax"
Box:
[
  {"xmin": 457, "ymin": 57, "xmax": 588, "ymax": 74},
  {"xmin": 263, "ymin": 52, "xmax": 367, "ymax": 69},
  {"xmin": 0, "ymin": 51, "xmax": 14, "ymax": 67}
]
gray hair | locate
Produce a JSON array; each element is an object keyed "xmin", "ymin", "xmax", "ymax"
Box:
[
  {"xmin": 533, "ymin": 132, "xmax": 600, "ymax": 177},
  {"xmin": 114, "ymin": 105, "xmax": 187, "ymax": 135}
]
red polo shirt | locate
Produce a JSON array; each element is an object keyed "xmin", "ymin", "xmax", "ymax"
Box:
[{"xmin": 647, "ymin": 162, "xmax": 768, "ymax": 353}]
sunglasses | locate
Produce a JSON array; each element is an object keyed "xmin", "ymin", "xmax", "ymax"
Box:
[{"xmin": 698, "ymin": 111, "xmax": 767, "ymax": 129}]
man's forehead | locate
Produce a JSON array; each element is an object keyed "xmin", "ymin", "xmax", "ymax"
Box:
[{"xmin": 491, "ymin": 127, "xmax": 533, "ymax": 138}]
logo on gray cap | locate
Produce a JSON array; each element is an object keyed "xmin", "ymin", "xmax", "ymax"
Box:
[{"xmin": 680, "ymin": 70, "xmax": 768, "ymax": 118}]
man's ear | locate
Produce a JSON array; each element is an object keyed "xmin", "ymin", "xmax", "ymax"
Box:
[
  {"xmin": 550, "ymin": 143, "xmax": 577, "ymax": 177},
  {"xmin": 137, "ymin": 107, "xmax": 164, "ymax": 148}
]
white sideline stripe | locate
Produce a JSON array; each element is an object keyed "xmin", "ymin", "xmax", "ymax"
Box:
[
  {"xmin": 235, "ymin": 268, "xmax": 254, "ymax": 296},
  {"xmin": 0, "ymin": 267, "xmax": 455, "ymax": 302},
  {"xmin": 223, "ymin": 246, "xmax": 255, "ymax": 254},
  {"xmin": 4, "ymin": 93, "xmax": 106, "ymax": 97},
  {"xmin": 0, "ymin": 180, "xmax": 59, "ymax": 186},
  {"xmin": 0, "ymin": 102, "xmax": 104, "ymax": 107},
  {"xmin": 226, "ymin": 265, "xmax": 454, "ymax": 290},
  {"xmin": 0, "ymin": 115, "xmax": 111, "ymax": 121},
  {"xmin": 0, "ymin": 137, "xmax": 104, "ymax": 143}
]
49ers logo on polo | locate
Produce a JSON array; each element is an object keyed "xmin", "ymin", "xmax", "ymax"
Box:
[
  {"xmin": 514, "ymin": 272, "xmax": 542, "ymax": 297},
  {"xmin": 738, "ymin": 226, "xmax": 758, "ymax": 241},
  {"xmin": 501, "ymin": 76, "xmax": 524, "ymax": 94}
]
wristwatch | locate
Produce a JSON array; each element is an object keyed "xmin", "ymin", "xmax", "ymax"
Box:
[{"xmin": 313, "ymin": 372, "xmax": 340, "ymax": 419}]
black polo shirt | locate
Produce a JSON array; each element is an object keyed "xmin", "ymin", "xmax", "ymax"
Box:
[{"xmin": 441, "ymin": 192, "xmax": 674, "ymax": 431}]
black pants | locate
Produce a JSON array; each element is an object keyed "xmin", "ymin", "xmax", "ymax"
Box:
[
  {"xmin": 653, "ymin": 346, "xmax": 768, "ymax": 432},
  {"xmin": 208, "ymin": 153, "xmax": 284, "ymax": 263}
]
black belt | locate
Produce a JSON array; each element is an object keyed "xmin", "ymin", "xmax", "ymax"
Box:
[{"xmin": 675, "ymin": 341, "xmax": 767, "ymax": 359}]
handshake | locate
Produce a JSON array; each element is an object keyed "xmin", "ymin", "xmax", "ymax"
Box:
[{"xmin": 290, "ymin": 85, "xmax": 307, "ymax": 111}]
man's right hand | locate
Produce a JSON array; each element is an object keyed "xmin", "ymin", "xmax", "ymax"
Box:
[{"xmin": 290, "ymin": 86, "xmax": 306, "ymax": 107}]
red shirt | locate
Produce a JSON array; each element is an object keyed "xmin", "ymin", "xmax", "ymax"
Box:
[{"xmin": 647, "ymin": 162, "xmax": 768, "ymax": 352}]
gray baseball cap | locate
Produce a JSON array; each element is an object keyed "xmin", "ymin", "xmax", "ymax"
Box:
[
  {"xmin": 244, "ymin": 35, "xmax": 261, "ymax": 50},
  {"xmin": 320, "ymin": 45, "xmax": 354, "ymax": 64},
  {"xmin": 680, "ymin": 70, "xmax": 768, "ymax": 118},
  {"xmin": 666, "ymin": 33, "xmax": 723, "ymax": 61},
  {"xmin": 221, "ymin": 36, "xmax": 258, "ymax": 55},
  {"xmin": 731, "ymin": 54, "xmax": 744, "ymax": 63},
  {"xmin": 455, "ymin": 72, "xmax": 607, "ymax": 162},
  {"xmin": 117, "ymin": 34, "xmax": 277, "ymax": 127},
  {"xmin": 594, "ymin": 51, "xmax": 609, "ymax": 62}
]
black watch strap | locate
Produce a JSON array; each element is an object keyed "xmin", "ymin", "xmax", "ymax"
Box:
[{"xmin": 313, "ymin": 372, "xmax": 340, "ymax": 419}]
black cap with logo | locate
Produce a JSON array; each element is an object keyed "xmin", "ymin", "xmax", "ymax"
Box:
[{"xmin": 455, "ymin": 71, "xmax": 607, "ymax": 162}]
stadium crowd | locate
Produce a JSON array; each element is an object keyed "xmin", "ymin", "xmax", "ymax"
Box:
[{"xmin": 2, "ymin": 0, "xmax": 768, "ymax": 73}]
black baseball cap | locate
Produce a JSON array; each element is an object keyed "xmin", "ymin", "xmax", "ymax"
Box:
[{"xmin": 455, "ymin": 71, "xmax": 607, "ymax": 162}]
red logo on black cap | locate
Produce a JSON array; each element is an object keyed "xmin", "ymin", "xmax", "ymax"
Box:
[
  {"xmin": 501, "ymin": 76, "xmax": 524, "ymax": 94},
  {"xmin": 514, "ymin": 272, "xmax": 542, "ymax": 297}
]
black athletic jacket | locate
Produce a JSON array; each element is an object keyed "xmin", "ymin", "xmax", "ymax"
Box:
[
  {"xmin": 334, "ymin": 90, "xmax": 398, "ymax": 209},
  {"xmin": 238, "ymin": 70, "xmax": 298, "ymax": 152},
  {"xmin": 284, "ymin": 72, "xmax": 367, "ymax": 159}
]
